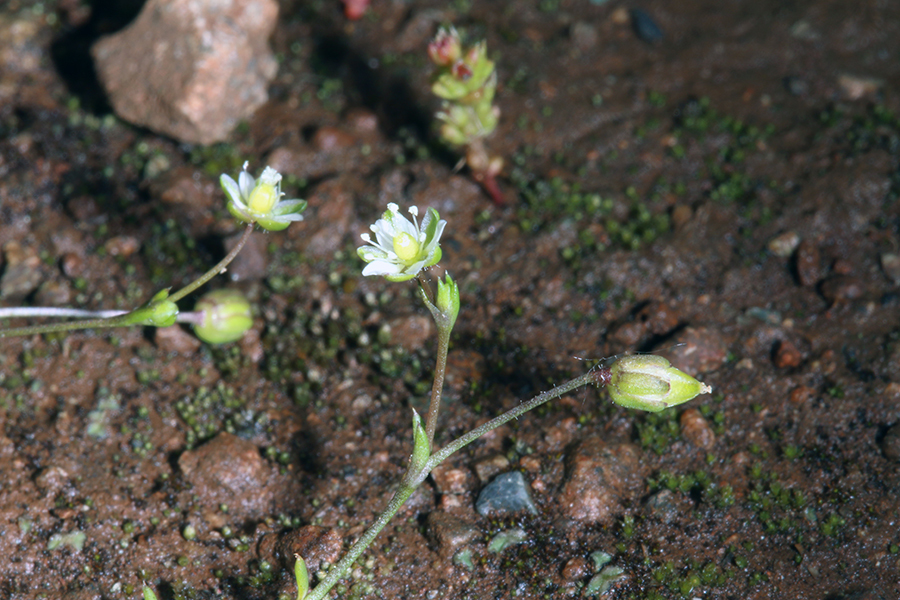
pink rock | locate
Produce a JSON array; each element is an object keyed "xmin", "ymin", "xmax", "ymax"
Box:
[{"xmin": 92, "ymin": 0, "xmax": 279, "ymax": 144}]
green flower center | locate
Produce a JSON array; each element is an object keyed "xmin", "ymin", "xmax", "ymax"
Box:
[
  {"xmin": 248, "ymin": 182, "xmax": 278, "ymax": 215},
  {"xmin": 393, "ymin": 232, "xmax": 420, "ymax": 263}
]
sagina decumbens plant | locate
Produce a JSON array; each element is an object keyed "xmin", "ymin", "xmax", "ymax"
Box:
[{"xmin": 0, "ymin": 160, "xmax": 711, "ymax": 599}]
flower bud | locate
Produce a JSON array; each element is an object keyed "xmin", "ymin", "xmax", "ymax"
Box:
[
  {"xmin": 193, "ymin": 289, "xmax": 253, "ymax": 344},
  {"xmin": 436, "ymin": 273, "xmax": 460, "ymax": 332},
  {"xmin": 606, "ymin": 355, "xmax": 712, "ymax": 413},
  {"xmin": 126, "ymin": 288, "xmax": 179, "ymax": 327},
  {"xmin": 428, "ymin": 27, "xmax": 462, "ymax": 67}
]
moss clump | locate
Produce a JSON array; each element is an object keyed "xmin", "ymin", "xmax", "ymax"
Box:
[{"xmin": 174, "ymin": 382, "xmax": 256, "ymax": 448}]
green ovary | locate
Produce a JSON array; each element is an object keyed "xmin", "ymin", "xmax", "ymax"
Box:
[{"xmin": 393, "ymin": 232, "xmax": 420, "ymax": 262}]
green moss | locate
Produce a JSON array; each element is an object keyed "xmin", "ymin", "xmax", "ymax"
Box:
[{"xmin": 174, "ymin": 382, "xmax": 249, "ymax": 448}]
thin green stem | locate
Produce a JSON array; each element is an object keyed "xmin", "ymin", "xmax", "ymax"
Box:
[
  {"xmin": 168, "ymin": 223, "xmax": 254, "ymax": 303},
  {"xmin": 428, "ymin": 369, "xmax": 604, "ymax": 468},
  {"xmin": 425, "ymin": 323, "xmax": 450, "ymax": 449},
  {"xmin": 304, "ymin": 464, "xmax": 428, "ymax": 600},
  {"xmin": 0, "ymin": 310, "xmax": 206, "ymax": 338},
  {"xmin": 0, "ymin": 223, "xmax": 253, "ymax": 339},
  {"xmin": 0, "ymin": 313, "xmax": 137, "ymax": 338}
]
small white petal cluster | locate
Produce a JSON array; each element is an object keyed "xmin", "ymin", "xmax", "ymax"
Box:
[
  {"xmin": 220, "ymin": 162, "xmax": 307, "ymax": 232},
  {"xmin": 357, "ymin": 203, "xmax": 446, "ymax": 282}
]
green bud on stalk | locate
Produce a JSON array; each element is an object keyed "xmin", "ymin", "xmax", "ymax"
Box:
[
  {"xmin": 127, "ymin": 289, "xmax": 179, "ymax": 327},
  {"xmin": 435, "ymin": 274, "xmax": 460, "ymax": 332},
  {"xmin": 602, "ymin": 355, "xmax": 712, "ymax": 413},
  {"xmin": 193, "ymin": 289, "xmax": 253, "ymax": 344}
]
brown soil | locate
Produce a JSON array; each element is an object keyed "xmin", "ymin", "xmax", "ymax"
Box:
[{"xmin": 2, "ymin": 1, "xmax": 900, "ymax": 599}]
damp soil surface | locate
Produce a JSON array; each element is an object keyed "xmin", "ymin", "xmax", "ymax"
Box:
[{"xmin": 2, "ymin": 1, "xmax": 900, "ymax": 599}]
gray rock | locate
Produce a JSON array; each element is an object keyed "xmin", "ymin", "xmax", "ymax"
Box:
[
  {"xmin": 92, "ymin": 0, "xmax": 279, "ymax": 144},
  {"xmin": 630, "ymin": 8, "xmax": 664, "ymax": 43},
  {"xmin": 643, "ymin": 489, "xmax": 681, "ymax": 523},
  {"xmin": 475, "ymin": 471, "xmax": 537, "ymax": 516}
]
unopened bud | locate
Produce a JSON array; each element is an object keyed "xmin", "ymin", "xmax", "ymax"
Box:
[
  {"xmin": 193, "ymin": 289, "xmax": 253, "ymax": 344},
  {"xmin": 428, "ymin": 27, "xmax": 462, "ymax": 67},
  {"xmin": 606, "ymin": 355, "xmax": 712, "ymax": 413}
]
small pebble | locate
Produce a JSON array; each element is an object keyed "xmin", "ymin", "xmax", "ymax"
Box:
[
  {"xmin": 820, "ymin": 276, "xmax": 864, "ymax": 304},
  {"xmin": 571, "ymin": 21, "xmax": 599, "ymax": 51},
  {"xmin": 562, "ymin": 557, "xmax": 589, "ymax": 580},
  {"xmin": 783, "ymin": 76, "xmax": 808, "ymax": 97},
  {"xmin": 312, "ymin": 126, "xmax": 356, "ymax": 152},
  {"xmin": 426, "ymin": 512, "xmax": 478, "ymax": 558},
  {"xmin": 430, "ymin": 465, "xmax": 470, "ymax": 496},
  {"xmin": 794, "ymin": 240, "xmax": 822, "ymax": 286},
  {"xmin": 644, "ymin": 489, "xmax": 681, "ymax": 523},
  {"xmin": 789, "ymin": 385, "xmax": 815, "ymax": 404},
  {"xmin": 154, "ymin": 324, "xmax": 202, "ymax": 355},
  {"xmin": 264, "ymin": 526, "xmax": 342, "ymax": 572},
  {"xmin": 837, "ymin": 73, "xmax": 883, "ymax": 100},
  {"xmin": 667, "ymin": 326, "xmax": 728, "ymax": 374},
  {"xmin": 178, "ymin": 432, "xmax": 273, "ymax": 516},
  {"xmin": 790, "ymin": 20, "xmax": 820, "ymax": 41},
  {"xmin": 1, "ymin": 241, "xmax": 42, "ymax": 301},
  {"xmin": 104, "ymin": 235, "xmax": 140, "ymax": 257},
  {"xmin": 560, "ymin": 439, "xmax": 643, "ymax": 524},
  {"xmin": 475, "ymin": 471, "xmax": 537, "ymax": 516},
  {"xmin": 880, "ymin": 253, "xmax": 900, "ymax": 285},
  {"xmin": 881, "ymin": 425, "xmax": 900, "ymax": 461},
  {"xmin": 767, "ymin": 231, "xmax": 800, "ymax": 257},
  {"xmin": 630, "ymin": 8, "xmax": 664, "ymax": 43},
  {"xmin": 35, "ymin": 280, "xmax": 72, "ymax": 306},
  {"xmin": 773, "ymin": 339, "xmax": 803, "ymax": 369},
  {"xmin": 679, "ymin": 408, "xmax": 715, "ymax": 449},
  {"xmin": 61, "ymin": 252, "xmax": 86, "ymax": 278},
  {"xmin": 473, "ymin": 453, "xmax": 511, "ymax": 484}
]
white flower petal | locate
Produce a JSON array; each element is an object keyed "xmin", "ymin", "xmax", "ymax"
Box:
[
  {"xmin": 358, "ymin": 247, "xmax": 389, "ymax": 261},
  {"xmin": 238, "ymin": 170, "xmax": 255, "ymax": 198},
  {"xmin": 362, "ymin": 260, "xmax": 404, "ymax": 277},
  {"xmin": 220, "ymin": 174, "xmax": 241, "ymax": 203},
  {"xmin": 372, "ymin": 221, "xmax": 396, "ymax": 249}
]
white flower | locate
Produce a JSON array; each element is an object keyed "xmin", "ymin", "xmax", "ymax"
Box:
[
  {"xmin": 357, "ymin": 203, "xmax": 446, "ymax": 282},
  {"xmin": 220, "ymin": 162, "xmax": 307, "ymax": 232}
]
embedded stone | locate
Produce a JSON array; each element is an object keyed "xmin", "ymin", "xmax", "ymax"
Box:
[
  {"xmin": 91, "ymin": 0, "xmax": 279, "ymax": 144},
  {"xmin": 475, "ymin": 471, "xmax": 537, "ymax": 516}
]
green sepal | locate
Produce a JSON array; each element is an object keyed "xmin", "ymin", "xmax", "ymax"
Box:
[
  {"xmin": 125, "ymin": 289, "xmax": 179, "ymax": 327},
  {"xmin": 411, "ymin": 409, "xmax": 430, "ymax": 470},
  {"xmin": 294, "ymin": 554, "xmax": 309, "ymax": 600},
  {"xmin": 436, "ymin": 274, "xmax": 460, "ymax": 332}
]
